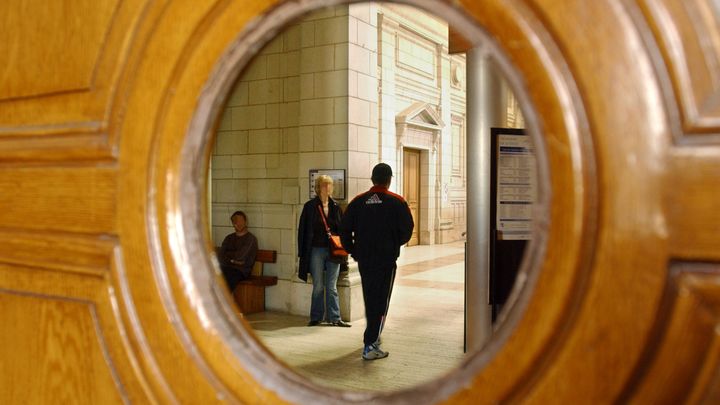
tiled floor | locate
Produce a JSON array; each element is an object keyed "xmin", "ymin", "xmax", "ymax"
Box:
[{"xmin": 246, "ymin": 242, "xmax": 467, "ymax": 393}]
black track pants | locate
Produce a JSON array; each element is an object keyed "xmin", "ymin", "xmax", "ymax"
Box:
[{"xmin": 358, "ymin": 262, "xmax": 397, "ymax": 346}]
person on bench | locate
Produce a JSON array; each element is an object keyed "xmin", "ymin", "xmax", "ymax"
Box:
[{"xmin": 219, "ymin": 210, "xmax": 258, "ymax": 292}]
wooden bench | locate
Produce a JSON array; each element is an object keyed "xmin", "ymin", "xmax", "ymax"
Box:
[{"xmin": 231, "ymin": 249, "xmax": 278, "ymax": 314}]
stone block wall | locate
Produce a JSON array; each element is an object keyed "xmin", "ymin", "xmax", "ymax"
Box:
[
  {"xmin": 346, "ymin": 3, "xmax": 380, "ymax": 197},
  {"xmin": 211, "ymin": 5, "xmax": 368, "ymax": 320},
  {"xmin": 377, "ymin": 4, "xmax": 467, "ymax": 244},
  {"xmin": 210, "ymin": 2, "xmax": 471, "ymax": 318}
]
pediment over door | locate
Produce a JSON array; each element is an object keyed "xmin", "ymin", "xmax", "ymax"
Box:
[{"xmin": 395, "ymin": 102, "xmax": 444, "ymax": 130}]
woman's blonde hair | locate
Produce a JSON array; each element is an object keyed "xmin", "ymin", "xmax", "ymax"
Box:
[{"xmin": 314, "ymin": 174, "xmax": 334, "ymax": 195}]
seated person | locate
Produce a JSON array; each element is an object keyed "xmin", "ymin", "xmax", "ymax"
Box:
[{"xmin": 219, "ymin": 211, "xmax": 258, "ymax": 291}]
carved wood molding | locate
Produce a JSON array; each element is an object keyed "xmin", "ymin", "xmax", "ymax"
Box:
[
  {"xmin": 665, "ymin": 148, "xmax": 720, "ymax": 261},
  {"xmin": 0, "ymin": 229, "xmax": 115, "ymax": 277},
  {"xmin": 638, "ymin": 0, "xmax": 720, "ymax": 135},
  {"xmin": 623, "ymin": 262, "xmax": 720, "ymax": 403},
  {"xmin": 0, "ymin": 258, "xmax": 155, "ymax": 403},
  {"xmin": 0, "ymin": 0, "xmax": 718, "ymax": 403},
  {"xmin": 0, "ymin": 0, "xmax": 154, "ymax": 162},
  {"xmin": 0, "ymin": 132, "xmax": 114, "ymax": 163},
  {"xmin": 0, "ymin": 288, "xmax": 127, "ymax": 403},
  {"xmin": 0, "ymin": 166, "xmax": 117, "ymax": 235}
]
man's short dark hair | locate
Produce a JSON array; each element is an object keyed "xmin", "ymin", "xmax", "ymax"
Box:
[
  {"xmin": 371, "ymin": 163, "xmax": 393, "ymax": 185},
  {"xmin": 230, "ymin": 210, "xmax": 247, "ymax": 222}
]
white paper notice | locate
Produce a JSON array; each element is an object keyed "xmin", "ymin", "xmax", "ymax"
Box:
[{"xmin": 496, "ymin": 134, "xmax": 536, "ymax": 240}]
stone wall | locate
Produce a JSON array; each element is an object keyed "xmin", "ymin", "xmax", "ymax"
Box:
[
  {"xmin": 211, "ymin": 3, "xmax": 469, "ymax": 319},
  {"xmin": 211, "ymin": 5, "xmax": 367, "ymax": 320},
  {"xmin": 377, "ymin": 4, "xmax": 467, "ymax": 244}
]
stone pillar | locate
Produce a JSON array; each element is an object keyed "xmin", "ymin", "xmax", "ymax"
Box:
[
  {"xmin": 438, "ymin": 42, "xmax": 454, "ymax": 243},
  {"xmin": 337, "ymin": 2, "xmax": 380, "ymax": 322}
]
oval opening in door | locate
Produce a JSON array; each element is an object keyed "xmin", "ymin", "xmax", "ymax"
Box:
[{"xmin": 204, "ymin": 1, "xmax": 549, "ymax": 398}]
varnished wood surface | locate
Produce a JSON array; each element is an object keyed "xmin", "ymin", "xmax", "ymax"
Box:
[
  {"xmin": 637, "ymin": 0, "xmax": 720, "ymax": 132},
  {"xmin": 666, "ymin": 147, "xmax": 720, "ymax": 260},
  {"xmin": 255, "ymin": 249, "xmax": 277, "ymax": 264},
  {"xmin": 0, "ymin": 290, "xmax": 123, "ymax": 404},
  {"xmin": 0, "ymin": 167, "xmax": 116, "ymax": 233},
  {"xmin": 0, "ymin": 0, "xmax": 717, "ymax": 404},
  {"xmin": 621, "ymin": 262, "xmax": 720, "ymax": 403}
]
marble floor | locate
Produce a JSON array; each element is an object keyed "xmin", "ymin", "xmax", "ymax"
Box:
[{"xmin": 246, "ymin": 241, "xmax": 467, "ymax": 393}]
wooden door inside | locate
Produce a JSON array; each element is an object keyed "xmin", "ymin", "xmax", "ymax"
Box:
[
  {"xmin": 403, "ymin": 148, "xmax": 421, "ymax": 246},
  {"xmin": 0, "ymin": 0, "xmax": 719, "ymax": 404}
]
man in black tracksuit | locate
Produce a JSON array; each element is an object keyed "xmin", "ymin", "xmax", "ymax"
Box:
[{"xmin": 340, "ymin": 163, "xmax": 414, "ymax": 360}]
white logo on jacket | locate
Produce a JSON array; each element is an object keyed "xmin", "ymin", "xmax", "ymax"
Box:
[{"xmin": 365, "ymin": 194, "xmax": 383, "ymax": 204}]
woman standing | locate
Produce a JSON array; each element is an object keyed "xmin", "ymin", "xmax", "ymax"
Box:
[{"xmin": 298, "ymin": 175, "xmax": 351, "ymax": 327}]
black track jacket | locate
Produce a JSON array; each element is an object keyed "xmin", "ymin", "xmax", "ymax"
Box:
[{"xmin": 340, "ymin": 185, "xmax": 414, "ymax": 267}]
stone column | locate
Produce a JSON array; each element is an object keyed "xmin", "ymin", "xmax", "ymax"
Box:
[{"xmin": 336, "ymin": 3, "xmax": 380, "ymax": 321}]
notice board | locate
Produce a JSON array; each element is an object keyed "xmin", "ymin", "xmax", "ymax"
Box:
[
  {"xmin": 309, "ymin": 169, "xmax": 346, "ymax": 200},
  {"xmin": 490, "ymin": 127, "xmax": 536, "ymax": 318}
]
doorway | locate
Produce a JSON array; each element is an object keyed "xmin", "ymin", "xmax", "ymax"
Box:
[{"xmin": 403, "ymin": 148, "xmax": 421, "ymax": 246}]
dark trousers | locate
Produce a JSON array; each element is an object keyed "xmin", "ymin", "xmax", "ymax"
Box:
[
  {"xmin": 358, "ymin": 262, "xmax": 397, "ymax": 346},
  {"xmin": 220, "ymin": 264, "xmax": 250, "ymax": 292}
]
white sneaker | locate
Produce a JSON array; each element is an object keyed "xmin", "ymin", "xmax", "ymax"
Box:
[{"xmin": 362, "ymin": 343, "xmax": 389, "ymax": 360}]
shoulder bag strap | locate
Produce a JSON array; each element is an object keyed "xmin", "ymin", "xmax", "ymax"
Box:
[{"xmin": 317, "ymin": 205, "xmax": 332, "ymax": 237}]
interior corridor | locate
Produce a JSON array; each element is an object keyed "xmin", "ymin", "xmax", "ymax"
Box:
[{"xmin": 246, "ymin": 242, "xmax": 466, "ymax": 392}]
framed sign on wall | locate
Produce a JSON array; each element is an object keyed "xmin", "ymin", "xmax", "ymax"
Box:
[
  {"xmin": 309, "ymin": 169, "xmax": 346, "ymax": 200},
  {"xmin": 490, "ymin": 127, "xmax": 535, "ymax": 318}
]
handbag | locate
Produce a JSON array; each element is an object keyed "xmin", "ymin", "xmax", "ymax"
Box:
[{"xmin": 318, "ymin": 205, "xmax": 348, "ymax": 257}]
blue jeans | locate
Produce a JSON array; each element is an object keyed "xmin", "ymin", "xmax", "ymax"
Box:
[{"xmin": 309, "ymin": 247, "xmax": 341, "ymax": 322}]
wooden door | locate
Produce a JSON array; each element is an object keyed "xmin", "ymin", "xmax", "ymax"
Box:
[
  {"xmin": 403, "ymin": 148, "xmax": 421, "ymax": 246},
  {"xmin": 1, "ymin": 0, "xmax": 719, "ymax": 404}
]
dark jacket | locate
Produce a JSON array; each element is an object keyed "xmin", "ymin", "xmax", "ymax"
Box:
[
  {"xmin": 297, "ymin": 197, "xmax": 343, "ymax": 282},
  {"xmin": 340, "ymin": 185, "xmax": 414, "ymax": 267}
]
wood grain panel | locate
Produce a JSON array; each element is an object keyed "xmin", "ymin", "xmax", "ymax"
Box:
[
  {"xmin": 666, "ymin": 146, "xmax": 720, "ymax": 260},
  {"xmin": 0, "ymin": 0, "xmax": 717, "ymax": 403},
  {"xmin": 0, "ymin": 0, "xmax": 149, "ymax": 161},
  {"xmin": 638, "ymin": 0, "xmax": 720, "ymax": 133},
  {"xmin": 623, "ymin": 262, "xmax": 720, "ymax": 403},
  {"xmin": 0, "ymin": 290, "xmax": 124, "ymax": 404},
  {"xmin": 0, "ymin": 166, "xmax": 116, "ymax": 234},
  {"xmin": 0, "ymin": 0, "xmax": 119, "ymax": 100},
  {"xmin": 0, "ymin": 132, "xmax": 113, "ymax": 163},
  {"xmin": 0, "ymin": 229, "xmax": 114, "ymax": 276},
  {"xmin": 0, "ymin": 255, "xmax": 156, "ymax": 403}
]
